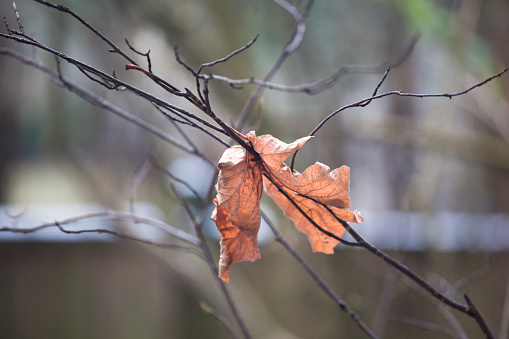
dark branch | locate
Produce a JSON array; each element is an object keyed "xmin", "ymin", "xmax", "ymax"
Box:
[
  {"xmin": 464, "ymin": 294, "xmax": 494, "ymax": 339},
  {"xmin": 33, "ymin": 0, "xmax": 138, "ymax": 65},
  {"xmin": 0, "ymin": 47, "xmax": 203, "ymax": 158},
  {"xmin": 125, "ymin": 38, "xmax": 152, "ymax": 72},
  {"xmin": 309, "ymin": 65, "xmax": 509, "ymax": 139},
  {"xmin": 197, "ymin": 33, "xmax": 259, "ymax": 74},
  {"xmin": 262, "ymin": 211, "xmax": 377, "ymax": 339}
]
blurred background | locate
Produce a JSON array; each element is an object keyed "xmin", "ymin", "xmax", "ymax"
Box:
[{"xmin": 1, "ymin": 0, "xmax": 508, "ymax": 338}]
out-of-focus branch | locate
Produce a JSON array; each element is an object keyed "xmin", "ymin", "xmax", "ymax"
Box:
[
  {"xmin": 199, "ymin": 302, "xmax": 239, "ymax": 339},
  {"xmin": 388, "ymin": 314, "xmax": 461, "ymax": 339},
  {"xmin": 206, "ymin": 33, "xmax": 420, "ymax": 95},
  {"xmin": 234, "ymin": 0, "xmax": 315, "ymax": 130},
  {"xmin": 0, "ymin": 48, "xmax": 204, "ymax": 158},
  {"xmin": 169, "ymin": 183, "xmax": 252, "ymax": 339},
  {"xmin": 278, "ymin": 188, "xmax": 493, "ymax": 337},
  {"xmin": 0, "ymin": 31, "xmax": 228, "ymax": 140},
  {"xmin": 0, "ymin": 210, "xmax": 201, "ymax": 247}
]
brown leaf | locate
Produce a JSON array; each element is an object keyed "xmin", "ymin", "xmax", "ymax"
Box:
[
  {"xmin": 264, "ymin": 176, "xmax": 363, "ymax": 254},
  {"xmin": 246, "ymin": 131, "xmax": 350, "ymax": 208},
  {"xmin": 271, "ymin": 162, "xmax": 352, "ymax": 209},
  {"xmin": 212, "ymin": 130, "xmax": 363, "ymax": 282},
  {"xmin": 212, "ymin": 145, "xmax": 262, "ymax": 282},
  {"xmin": 211, "ymin": 199, "xmax": 261, "ymax": 282},
  {"xmin": 246, "ymin": 131, "xmax": 311, "ymax": 170}
]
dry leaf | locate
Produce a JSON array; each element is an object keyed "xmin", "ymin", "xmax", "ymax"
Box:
[
  {"xmin": 246, "ymin": 131, "xmax": 311, "ymax": 170},
  {"xmin": 211, "ymin": 131, "xmax": 363, "ymax": 282},
  {"xmin": 269, "ymin": 162, "xmax": 352, "ymax": 209},
  {"xmin": 264, "ymin": 176, "xmax": 363, "ymax": 254},
  {"xmin": 211, "ymin": 199, "xmax": 261, "ymax": 282},
  {"xmin": 212, "ymin": 145, "xmax": 262, "ymax": 282}
]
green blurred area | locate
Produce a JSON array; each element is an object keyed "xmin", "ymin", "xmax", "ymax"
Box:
[{"xmin": 1, "ymin": 0, "xmax": 509, "ymax": 338}]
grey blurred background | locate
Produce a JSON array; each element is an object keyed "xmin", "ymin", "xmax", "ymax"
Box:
[{"xmin": 1, "ymin": 0, "xmax": 508, "ymax": 338}]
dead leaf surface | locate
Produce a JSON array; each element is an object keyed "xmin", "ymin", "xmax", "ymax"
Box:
[
  {"xmin": 246, "ymin": 131, "xmax": 311, "ymax": 170},
  {"xmin": 264, "ymin": 176, "xmax": 363, "ymax": 253},
  {"xmin": 212, "ymin": 145, "xmax": 262, "ymax": 282},
  {"xmin": 211, "ymin": 131, "xmax": 363, "ymax": 282},
  {"xmin": 211, "ymin": 199, "xmax": 261, "ymax": 282}
]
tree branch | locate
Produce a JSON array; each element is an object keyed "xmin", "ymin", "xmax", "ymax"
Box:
[
  {"xmin": 169, "ymin": 183, "xmax": 252, "ymax": 339},
  {"xmin": 261, "ymin": 211, "xmax": 377, "ymax": 339},
  {"xmin": 309, "ymin": 65, "xmax": 509, "ymax": 138},
  {"xmin": 0, "ymin": 210, "xmax": 201, "ymax": 247},
  {"xmin": 0, "ymin": 47, "xmax": 202, "ymax": 158},
  {"xmin": 234, "ymin": 0, "xmax": 315, "ymax": 130}
]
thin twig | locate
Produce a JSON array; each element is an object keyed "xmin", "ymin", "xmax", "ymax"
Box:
[
  {"xmin": 200, "ymin": 302, "xmax": 239, "ymax": 339},
  {"xmin": 388, "ymin": 313, "xmax": 461, "ymax": 339},
  {"xmin": 198, "ymin": 33, "xmax": 259, "ymax": 74},
  {"xmin": 129, "ymin": 154, "xmax": 154, "ymax": 215},
  {"xmin": 0, "ymin": 47, "xmax": 202, "ymax": 158},
  {"xmin": 262, "ymin": 211, "xmax": 377, "ymax": 339},
  {"xmin": 151, "ymin": 158, "xmax": 204, "ymax": 203},
  {"xmin": 33, "ymin": 0, "xmax": 138, "ymax": 65},
  {"xmin": 358, "ymin": 67, "xmax": 391, "ymax": 107},
  {"xmin": 0, "ymin": 31, "xmax": 227, "ymax": 140},
  {"xmin": 309, "ymin": 65, "xmax": 509, "ymax": 138},
  {"xmin": 290, "ymin": 67, "xmax": 391, "ymax": 170},
  {"xmin": 169, "ymin": 183, "xmax": 252, "ymax": 339},
  {"xmin": 12, "ymin": 2, "xmax": 24, "ymax": 34},
  {"xmin": 0, "ymin": 210, "xmax": 200, "ymax": 246},
  {"xmin": 53, "ymin": 222, "xmax": 203, "ymax": 257},
  {"xmin": 205, "ymin": 32, "xmax": 420, "ymax": 95},
  {"xmin": 152, "ymin": 103, "xmax": 231, "ymax": 149},
  {"xmin": 454, "ymin": 256, "xmax": 492, "ymax": 292},
  {"xmin": 465, "ymin": 294, "xmax": 494, "ymax": 339},
  {"xmin": 125, "ymin": 38, "xmax": 152, "ymax": 72}
]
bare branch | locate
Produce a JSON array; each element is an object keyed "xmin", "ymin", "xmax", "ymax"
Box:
[
  {"xmin": 151, "ymin": 157, "xmax": 204, "ymax": 203},
  {"xmin": 0, "ymin": 30, "xmax": 228, "ymax": 140},
  {"xmin": 169, "ymin": 183, "xmax": 252, "ymax": 339},
  {"xmin": 309, "ymin": 65, "xmax": 509, "ymax": 138},
  {"xmin": 282, "ymin": 188, "xmax": 490, "ymax": 326},
  {"xmin": 125, "ymin": 38, "xmax": 152, "ymax": 73},
  {"xmin": 262, "ymin": 211, "xmax": 377, "ymax": 339},
  {"xmin": 289, "ymin": 67, "xmax": 391, "ymax": 170},
  {"xmin": 0, "ymin": 210, "xmax": 200, "ymax": 246},
  {"xmin": 53, "ymin": 222, "xmax": 203, "ymax": 257},
  {"xmin": 12, "ymin": 1, "xmax": 24, "ymax": 34},
  {"xmin": 197, "ymin": 33, "xmax": 259, "ymax": 74},
  {"xmin": 464, "ymin": 294, "xmax": 494, "ymax": 339},
  {"xmin": 454, "ymin": 256, "xmax": 492, "ymax": 292},
  {"xmin": 234, "ymin": 0, "xmax": 315, "ymax": 130},
  {"xmin": 129, "ymin": 154, "xmax": 154, "ymax": 215},
  {"xmin": 33, "ymin": 0, "xmax": 138, "ymax": 65},
  {"xmin": 0, "ymin": 47, "xmax": 202, "ymax": 158}
]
